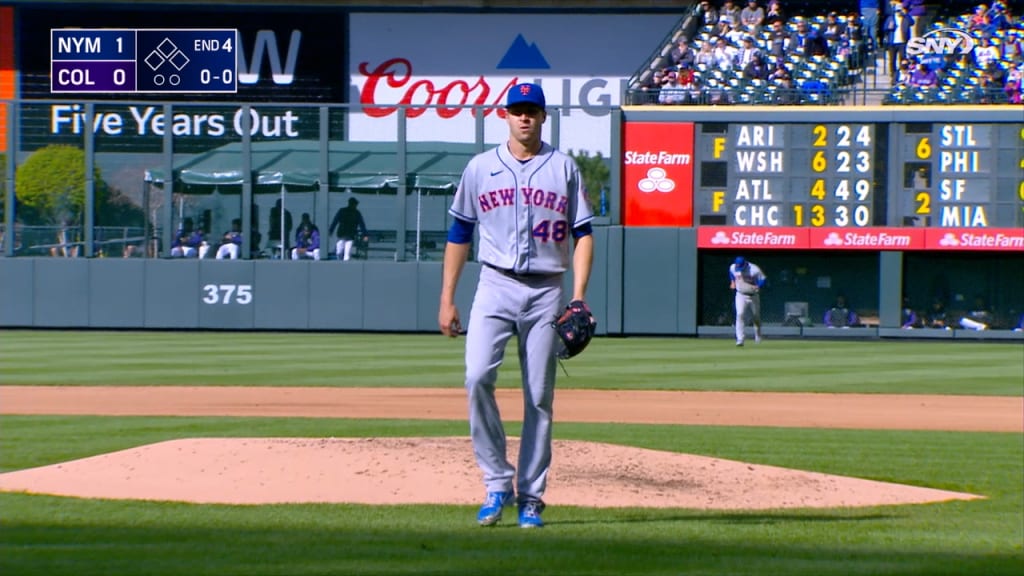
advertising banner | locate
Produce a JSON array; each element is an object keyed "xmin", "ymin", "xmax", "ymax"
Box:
[
  {"xmin": 621, "ymin": 121, "xmax": 694, "ymax": 227},
  {"xmin": 348, "ymin": 13, "xmax": 673, "ymax": 156}
]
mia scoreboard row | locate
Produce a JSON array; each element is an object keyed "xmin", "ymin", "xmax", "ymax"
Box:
[
  {"xmin": 623, "ymin": 118, "xmax": 1023, "ymax": 247},
  {"xmin": 51, "ymin": 29, "xmax": 237, "ymax": 93}
]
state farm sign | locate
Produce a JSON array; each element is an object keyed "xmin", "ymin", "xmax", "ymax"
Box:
[
  {"xmin": 622, "ymin": 122, "xmax": 694, "ymax": 226},
  {"xmin": 924, "ymin": 229, "xmax": 1024, "ymax": 251},
  {"xmin": 697, "ymin": 227, "xmax": 1024, "ymax": 252},
  {"xmin": 810, "ymin": 228, "xmax": 924, "ymax": 249}
]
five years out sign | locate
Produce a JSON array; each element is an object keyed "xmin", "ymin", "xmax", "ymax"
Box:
[{"xmin": 622, "ymin": 121, "xmax": 694, "ymax": 227}]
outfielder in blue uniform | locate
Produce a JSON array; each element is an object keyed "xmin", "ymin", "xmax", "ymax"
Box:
[
  {"xmin": 729, "ymin": 256, "xmax": 766, "ymax": 346},
  {"xmin": 438, "ymin": 83, "xmax": 594, "ymax": 528}
]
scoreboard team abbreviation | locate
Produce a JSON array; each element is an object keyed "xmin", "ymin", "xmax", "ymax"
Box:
[{"xmin": 51, "ymin": 29, "xmax": 237, "ymax": 94}]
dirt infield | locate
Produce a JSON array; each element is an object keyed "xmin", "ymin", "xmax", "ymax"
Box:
[{"xmin": 0, "ymin": 386, "xmax": 1019, "ymax": 509}]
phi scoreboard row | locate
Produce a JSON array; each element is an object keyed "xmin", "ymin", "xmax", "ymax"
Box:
[{"xmin": 51, "ymin": 29, "xmax": 237, "ymax": 94}]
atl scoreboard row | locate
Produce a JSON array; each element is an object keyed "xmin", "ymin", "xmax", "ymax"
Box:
[
  {"xmin": 51, "ymin": 29, "xmax": 237, "ymax": 93},
  {"xmin": 623, "ymin": 118, "xmax": 1024, "ymax": 248}
]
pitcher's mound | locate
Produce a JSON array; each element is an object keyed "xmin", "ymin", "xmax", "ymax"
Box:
[{"xmin": 0, "ymin": 437, "xmax": 982, "ymax": 509}]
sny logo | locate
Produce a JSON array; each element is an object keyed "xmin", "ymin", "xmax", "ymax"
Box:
[{"xmin": 905, "ymin": 28, "xmax": 975, "ymax": 58}]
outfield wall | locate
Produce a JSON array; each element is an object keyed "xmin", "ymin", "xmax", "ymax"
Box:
[{"xmin": 2, "ymin": 227, "xmax": 1021, "ymax": 340}]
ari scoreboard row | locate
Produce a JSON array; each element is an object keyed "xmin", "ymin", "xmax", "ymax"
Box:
[{"xmin": 51, "ymin": 29, "xmax": 237, "ymax": 93}]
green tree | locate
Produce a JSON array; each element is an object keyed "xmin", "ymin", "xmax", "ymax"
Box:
[
  {"xmin": 14, "ymin": 144, "xmax": 106, "ymax": 225},
  {"xmin": 568, "ymin": 149, "xmax": 610, "ymax": 213}
]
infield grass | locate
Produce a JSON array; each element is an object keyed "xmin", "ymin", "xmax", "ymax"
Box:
[{"xmin": 1, "ymin": 330, "xmax": 1022, "ymax": 575}]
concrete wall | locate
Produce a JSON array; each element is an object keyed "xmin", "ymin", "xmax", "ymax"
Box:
[{"xmin": 2, "ymin": 226, "xmax": 1022, "ymax": 339}]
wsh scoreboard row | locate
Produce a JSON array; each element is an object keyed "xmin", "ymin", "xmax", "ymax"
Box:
[
  {"xmin": 693, "ymin": 121, "xmax": 1023, "ymax": 229},
  {"xmin": 51, "ymin": 29, "xmax": 237, "ymax": 94}
]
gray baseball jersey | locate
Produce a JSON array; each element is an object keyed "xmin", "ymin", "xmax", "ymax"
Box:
[
  {"xmin": 449, "ymin": 140, "xmax": 592, "ymax": 504},
  {"xmin": 449, "ymin": 142, "xmax": 593, "ymax": 274},
  {"xmin": 730, "ymin": 261, "xmax": 765, "ymax": 345}
]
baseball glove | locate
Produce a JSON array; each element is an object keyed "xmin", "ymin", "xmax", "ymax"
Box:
[{"xmin": 552, "ymin": 300, "xmax": 597, "ymax": 359}]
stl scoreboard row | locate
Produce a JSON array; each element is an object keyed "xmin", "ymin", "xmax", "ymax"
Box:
[{"xmin": 51, "ymin": 29, "xmax": 237, "ymax": 94}]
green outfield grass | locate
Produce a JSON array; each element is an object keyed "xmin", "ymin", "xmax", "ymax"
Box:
[
  {"xmin": 1, "ymin": 330, "xmax": 1022, "ymax": 395},
  {"xmin": 1, "ymin": 330, "xmax": 1022, "ymax": 575}
]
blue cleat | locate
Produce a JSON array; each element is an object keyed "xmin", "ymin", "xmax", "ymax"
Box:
[
  {"xmin": 518, "ymin": 499, "xmax": 545, "ymax": 528},
  {"xmin": 477, "ymin": 491, "xmax": 514, "ymax": 526}
]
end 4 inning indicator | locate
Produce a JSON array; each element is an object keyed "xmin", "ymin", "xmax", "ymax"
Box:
[{"xmin": 51, "ymin": 28, "xmax": 238, "ymax": 94}]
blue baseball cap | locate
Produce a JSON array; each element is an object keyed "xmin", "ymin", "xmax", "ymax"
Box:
[
  {"xmin": 734, "ymin": 256, "xmax": 747, "ymax": 268},
  {"xmin": 506, "ymin": 83, "xmax": 546, "ymax": 109}
]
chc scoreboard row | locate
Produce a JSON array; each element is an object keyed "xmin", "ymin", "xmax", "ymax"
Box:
[
  {"xmin": 51, "ymin": 29, "xmax": 237, "ymax": 93},
  {"xmin": 622, "ymin": 117, "xmax": 1024, "ymax": 249}
]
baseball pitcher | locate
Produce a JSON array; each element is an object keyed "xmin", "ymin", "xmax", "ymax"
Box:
[{"xmin": 438, "ymin": 83, "xmax": 594, "ymax": 529}]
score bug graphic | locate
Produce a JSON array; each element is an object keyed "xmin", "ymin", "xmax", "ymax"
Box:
[
  {"xmin": 136, "ymin": 30, "xmax": 237, "ymax": 93},
  {"xmin": 51, "ymin": 28, "xmax": 237, "ymax": 94}
]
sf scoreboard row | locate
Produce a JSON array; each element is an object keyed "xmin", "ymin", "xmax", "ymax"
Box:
[
  {"xmin": 686, "ymin": 121, "xmax": 1023, "ymax": 229},
  {"xmin": 51, "ymin": 29, "xmax": 237, "ymax": 94}
]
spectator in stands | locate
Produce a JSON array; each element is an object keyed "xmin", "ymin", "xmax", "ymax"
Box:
[
  {"xmin": 696, "ymin": 1, "xmax": 719, "ymax": 30},
  {"xmin": 908, "ymin": 60, "xmax": 938, "ymax": 88},
  {"xmin": 987, "ymin": 1, "xmax": 1011, "ymax": 31},
  {"xmin": 892, "ymin": 58, "xmax": 914, "ymax": 89},
  {"xmin": 712, "ymin": 36, "xmax": 737, "ymax": 70},
  {"xmin": 1005, "ymin": 61, "xmax": 1022, "ymax": 104},
  {"xmin": 820, "ymin": 11, "xmax": 847, "ymax": 50},
  {"xmin": 901, "ymin": 296, "xmax": 921, "ymax": 329},
  {"xmin": 718, "ymin": 1, "xmax": 741, "ymax": 32},
  {"xmin": 736, "ymin": 34, "xmax": 762, "ymax": 68},
  {"xmin": 976, "ymin": 62, "xmax": 1007, "ymax": 103},
  {"xmin": 764, "ymin": 0, "xmax": 784, "ymax": 25},
  {"xmin": 695, "ymin": 40, "xmax": 716, "ymax": 68},
  {"xmin": 214, "ymin": 218, "xmax": 243, "ymax": 260},
  {"xmin": 1002, "ymin": 28, "xmax": 1023, "ymax": 62},
  {"xmin": 769, "ymin": 62, "xmax": 797, "ymax": 103},
  {"xmin": 720, "ymin": 21, "xmax": 745, "ymax": 46},
  {"xmin": 969, "ymin": 3, "xmax": 989, "ymax": 28},
  {"xmin": 658, "ymin": 70, "xmax": 689, "ymax": 105},
  {"xmin": 902, "ymin": 0, "xmax": 927, "ymax": 37},
  {"xmin": 743, "ymin": 51, "xmax": 770, "ymax": 80},
  {"xmin": 766, "ymin": 19, "xmax": 791, "ymax": 63},
  {"xmin": 705, "ymin": 78, "xmax": 733, "ymax": 105},
  {"xmin": 824, "ymin": 295, "xmax": 859, "ymax": 328},
  {"xmin": 291, "ymin": 212, "xmax": 321, "ymax": 261},
  {"xmin": 972, "ymin": 35, "xmax": 1001, "ymax": 70},
  {"xmin": 676, "ymin": 62, "xmax": 702, "ymax": 103},
  {"xmin": 671, "ymin": 37, "xmax": 696, "ymax": 69},
  {"xmin": 859, "ymin": 0, "xmax": 881, "ymax": 54},
  {"xmin": 883, "ymin": 1, "xmax": 914, "ymax": 76},
  {"xmin": 793, "ymin": 19, "xmax": 829, "ymax": 57},
  {"xmin": 740, "ymin": 1, "xmax": 765, "ymax": 32}
]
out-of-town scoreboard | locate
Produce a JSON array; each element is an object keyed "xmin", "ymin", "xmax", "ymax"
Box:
[
  {"xmin": 51, "ymin": 29, "xmax": 237, "ymax": 93},
  {"xmin": 622, "ymin": 112, "xmax": 1024, "ymax": 252}
]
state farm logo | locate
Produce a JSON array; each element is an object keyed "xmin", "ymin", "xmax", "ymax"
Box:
[
  {"xmin": 710, "ymin": 230, "xmax": 798, "ymax": 246},
  {"xmin": 826, "ymin": 231, "xmax": 913, "ymax": 247},
  {"xmin": 939, "ymin": 231, "xmax": 1024, "ymax": 249},
  {"xmin": 623, "ymin": 150, "xmax": 691, "ymax": 165},
  {"xmin": 637, "ymin": 167, "xmax": 675, "ymax": 193},
  {"xmin": 906, "ymin": 28, "xmax": 976, "ymax": 57}
]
